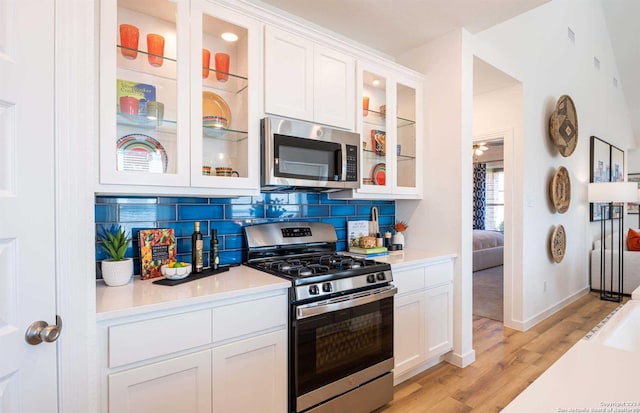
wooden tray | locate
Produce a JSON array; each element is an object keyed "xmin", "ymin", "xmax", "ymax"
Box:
[
  {"xmin": 549, "ymin": 95, "xmax": 578, "ymax": 157},
  {"xmin": 550, "ymin": 225, "xmax": 566, "ymax": 263},
  {"xmin": 550, "ymin": 166, "xmax": 571, "ymax": 213}
]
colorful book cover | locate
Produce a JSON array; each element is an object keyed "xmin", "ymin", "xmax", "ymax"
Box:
[
  {"xmin": 117, "ymin": 79, "xmax": 156, "ymax": 112},
  {"xmin": 139, "ymin": 228, "xmax": 176, "ymax": 280},
  {"xmin": 347, "ymin": 220, "xmax": 370, "ymax": 248}
]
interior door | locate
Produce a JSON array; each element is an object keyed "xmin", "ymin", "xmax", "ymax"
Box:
[{"xmin": 0, "ymin": 0, "xmax": 59, "ymax": 410}]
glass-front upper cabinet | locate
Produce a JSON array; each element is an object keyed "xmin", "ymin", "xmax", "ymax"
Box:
[
  {"xmin": 331, "ymin": 62, "xmax": 422, "ymax": 200},
  {"xmin": 190, "ymin": 2, "xmax": 260, "ymax": 190},
  {"xmin": 100, "ymin": 0, "xmax": 190, "ymax": 187},
  {"xmin": 99, "ymin": 0, "xmax": 261, "ymax": 194},
  {"xmin": 361, "ymin": 68, "xmax": 390, "ymax": 193},
  {"xmin": 395, "ymin": 80, "xmax": 420, "ymax": 194}
]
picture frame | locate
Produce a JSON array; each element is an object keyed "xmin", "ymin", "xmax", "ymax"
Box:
[
  {"xmin": 610, "ymin": 144, "xmax": 625, "ymax": 218},
  {"xmin": 628, "ymin": 173, "xmax": 640, "ymax": 214},
  {"xmin": 590, "ymin": 136, "xmax": 611, "ymax": 221}
]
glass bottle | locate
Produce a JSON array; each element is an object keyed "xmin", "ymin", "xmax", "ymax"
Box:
[
  {"xmin": 210, "ymin": 229, "xmax": 219, "ymax": 270},
  {"xmin": 192, "ymin": 221, "xmax": 204, "ymax": 273}
]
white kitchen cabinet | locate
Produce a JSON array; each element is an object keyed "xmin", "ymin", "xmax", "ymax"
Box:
[
  {"xmin": 98, "ymin": 0, "xmax": 262, "ymax": 196},
  {"xmin": 425, "ymin": 283, "xmax": 453, "ymax": 360},
  {"xmin": 212, "ymin": 330, "xmax": 287, "ymax": 412},
  {"xmin": 330, "ymin": 61, "xmax": 423, "ymax": 200},
  {"xmin": 97, "ymin": 290, "xmax": 288, "ymax": 413},
  {"xmin": 264, "ymin": 25, "xmax": 355, "ymax": 130},
  {"xmin": 393, "ymin": 291, "xmax": 427, "ymax": 377},
  {"xmin": 392, "ymin": 258, "xmax": 453, "ymax": 383},
  {"xmin": 109, "ymin": 350, "xmax": 212, "ymax": 413}
]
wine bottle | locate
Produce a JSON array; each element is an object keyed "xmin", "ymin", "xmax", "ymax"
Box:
[
  {"xmin": 210, "ymin": 229, "xmax": 219, "ymax": 270},
  {"xmin": 192, "ymin": 221, "xmax": 204, "ymax": 273}
]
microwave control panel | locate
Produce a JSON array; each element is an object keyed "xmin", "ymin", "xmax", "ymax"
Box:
[{"xmin": 346, "ymin": 145, "xmax": 358, "ymax": 182}]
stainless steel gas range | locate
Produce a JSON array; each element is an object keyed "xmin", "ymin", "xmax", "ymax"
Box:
[{"xmin": 244, "ymin": 222, "xmax": 396, "ymax": 413}]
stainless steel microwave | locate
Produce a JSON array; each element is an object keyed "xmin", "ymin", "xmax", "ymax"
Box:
[{"xmin": 261, "ymin": 116, "xmax": 360, "ymax": 191}]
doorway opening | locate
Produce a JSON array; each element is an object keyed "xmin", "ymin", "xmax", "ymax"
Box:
[{"xmin": 471, "ymin": 56, "xmax": 522, "ymax": 325}]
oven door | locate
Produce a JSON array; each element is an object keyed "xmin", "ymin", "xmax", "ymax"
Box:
[{"xmin": 293, "ymin": 286, "xmax": 396, "ymax": 412}]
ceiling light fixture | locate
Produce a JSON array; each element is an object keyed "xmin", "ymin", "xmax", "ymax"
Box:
[
  {"xmin": 221, "ymin": 32, "xmax": 238, "ymax": 42},
  {"xmin": 372, "ymin": 79, "xmax": 380, "ymax": 86},
  {"xmin": 472, "ymin": 143, "xmax": 488, "ymax": 163}
]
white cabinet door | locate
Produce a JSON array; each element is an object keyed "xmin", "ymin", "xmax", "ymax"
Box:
[
  {"xmin": 393, "ymin": 292, "xmax": 427, "ymax": 377},
  {"xmin": 425, "ymin": 284, "xmax": 453, "ymax": 359},
  {"xmin": 212, "ymin": 330, "xmax": 287, "ymax": 413},
  {"xmin": 313, "ymin": 45, "xmax": 355, "ymax": 130},
  {"xmin": 108, "ymin": 350, "xmax": 212, "ymax": 413},
  {"xmin": 264, "ymin": 26, "xmax": 314, "ymax": 122}
]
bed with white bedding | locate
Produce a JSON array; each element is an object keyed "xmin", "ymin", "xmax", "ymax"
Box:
[{"xmin": 473, "ymin": 230, "xmax": 504, "ymax": 272}]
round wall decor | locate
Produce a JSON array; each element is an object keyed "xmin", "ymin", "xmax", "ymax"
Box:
[
  {"xmin": 550, "ymin": 166, "xmax": 571, "ymax": 213},
  {"xmin": 550, "ymin": 225, "xmax": 566, "ymax": 263},
  {"xmin": 549, "ymin": 95, "xmax": 578, "ymax": 157}
]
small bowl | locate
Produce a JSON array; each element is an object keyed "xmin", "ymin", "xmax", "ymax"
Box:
[{"xmin": 161, "ymin": 263, "xmax": 192, "ymax": 280}]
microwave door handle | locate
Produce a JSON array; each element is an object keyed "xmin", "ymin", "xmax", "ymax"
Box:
[{"xmin": 335, "ymin": 146, "xmax": 344, "ymax": 181}]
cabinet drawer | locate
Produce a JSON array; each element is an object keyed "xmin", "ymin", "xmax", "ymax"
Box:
[
  {"xmin": 393, "ymin": 267, "xmax": 426, "ymax": 295},
  {"xmin": 109, "ymin": 310, "xmax": 212, "ymax": 368},
  {"xmin": 425, "ymin": 261, "xmax": 453, "ymax": 288},
  {"xmin": 213, "ymin": 294, "xmax": 287, "ymax": 343}
]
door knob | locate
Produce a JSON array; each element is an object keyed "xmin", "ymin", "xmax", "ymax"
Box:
[{"xmin": 25, "ymin": 315, "xmax": 62, "ymax": 345}]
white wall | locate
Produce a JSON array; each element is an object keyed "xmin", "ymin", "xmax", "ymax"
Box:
[
  {"xmin": 396, "ymin": 30, "xmax": 476, "ymax": 367},
  {"xmin": 398, "ymin": 0, "xmax": 634, "ymax": 338},
  {"xmin": 473, "ymin": 0, "xmax": 633, "ymax": 327}
]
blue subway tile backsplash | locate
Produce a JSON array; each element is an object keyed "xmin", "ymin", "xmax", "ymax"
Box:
[{"xmin": 95, "ymin": 192, "xmax": 395, "ymax": 279}]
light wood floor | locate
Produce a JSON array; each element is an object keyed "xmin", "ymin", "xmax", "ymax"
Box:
[{"xmin": 375, "ymin": 292, "xmax": 623, "ymax": 413}]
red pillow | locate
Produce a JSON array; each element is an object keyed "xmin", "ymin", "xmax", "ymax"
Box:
[{"xmin": 627, "ymin": 228, "xmax": 640, "ymax": 251}]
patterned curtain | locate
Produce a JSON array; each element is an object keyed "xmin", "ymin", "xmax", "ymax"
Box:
[{"xmin": 473, "ymin": 163, "xmax": 486, "ymax": 230}]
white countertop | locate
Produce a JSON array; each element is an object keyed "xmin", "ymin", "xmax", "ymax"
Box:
[
  {"xmin": 96, "ymin": 265, "xmax": 290, "ymax": 321},
  {"xmin": 96, "ymin": 249, "xmax": 456, "ymax": 322},
  {"xmin": 373, "ymin": 248, "xmax": 457, "ymax": 267},
  {"xmin": 503, "ymin": 303, "xmax": 640, "ymax": 412}
]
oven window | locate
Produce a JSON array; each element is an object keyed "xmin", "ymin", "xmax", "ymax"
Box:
[
  {"xmin": 295, "ymin": 296, "xmax": 393, "ymax": 396},
  {"xmin": 274, "ymin": 134, "xmax": 340, "ymax": 181}
]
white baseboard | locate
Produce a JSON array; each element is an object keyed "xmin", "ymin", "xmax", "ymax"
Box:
[
  {"xmin": 508, "ymin": 287, "xmax": 590, "ymax": 331},
  {"xmin": 444, "ymin": 348, "xmax": 476, "ymax": 368}
]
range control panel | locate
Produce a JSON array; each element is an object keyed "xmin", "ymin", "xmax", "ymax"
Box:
[{"xmin": 282, "ymin": 227, "xmax": 313, "ymax": 238}]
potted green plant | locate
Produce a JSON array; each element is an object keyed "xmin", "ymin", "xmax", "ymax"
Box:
[{"xmin": 99, "ymin": 225, "xmax": 133, "ymax": 286}]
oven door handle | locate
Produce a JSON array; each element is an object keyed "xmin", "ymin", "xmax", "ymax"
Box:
[{"xmin": 296, "ymin": 286, "xmax": 397, "ymax": 320}]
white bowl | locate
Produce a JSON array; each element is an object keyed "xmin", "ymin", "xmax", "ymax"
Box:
[{"xmin": 161, "ymin": 263, "xmax": 192, "ymax": 280}]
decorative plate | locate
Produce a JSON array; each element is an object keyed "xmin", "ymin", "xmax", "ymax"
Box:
[
  {"xmin": 550, "ymin": 225, "xmax": 566, "ymax": 263},
  {"xmin": 550, "ymin": 166, "xmax": 571, "ymax": 213},
  {"xmin": 202, "ymin": 91, "xmax": 231, "ymax": 128},
  {"xmin": 116, "ymin": 134, "xmax": 168, "ymax": 173},
  {"xmin": 549, "ymin": 95, "xmax": 578, "ymax": 157},
  {"xmin": 372, "ymin": 163, "xmax": 386, "ymax": 185}
]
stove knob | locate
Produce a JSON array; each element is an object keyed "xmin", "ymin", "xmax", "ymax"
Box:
[
  {"xmin": 322, "ymin": 282, "xmax": 332, "ymax": 293},
  {"xmin": 309, "ymin": 285, "xmax": 320, "ymax": 295},
  {"xmin": 366, "ymin": 274, "xmax": 376, "ymax": 283},
  {"xmin": 376, "ymin": 272, "xmax": 387, "ymax": 281}
]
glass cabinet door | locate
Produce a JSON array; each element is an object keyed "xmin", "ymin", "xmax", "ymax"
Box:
[
  {"xmin": 100, "ymin": 0, "xmax": 190, "ymax": 186},
  {"xmin": 190, "ymin": 3, "xmax": 259, "ymax": 189},
  {"xmin": 396, "ymin": 82, "xmax": 417, "ymax": 191},
  {"xmin": 361, "ymin": 70, "xmax": 389, "ymax": 191}
]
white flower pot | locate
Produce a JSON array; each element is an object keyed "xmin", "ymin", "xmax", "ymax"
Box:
[
  {"xmin": 392, "ymin": 231, "xmax": 405, "ymax": 248},
  {"xmin": 101, "ymin": 258, "xmax": 133, "ymax": 286}
]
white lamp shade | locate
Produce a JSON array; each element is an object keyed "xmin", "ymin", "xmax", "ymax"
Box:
[{"xmin": 588, "ymin": 182, "xmax": 638, "ymax": 202}]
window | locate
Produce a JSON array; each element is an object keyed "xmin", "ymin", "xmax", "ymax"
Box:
[{"xmin": 485, "ymin": 164, "xmax": 504, "ymax": 232}]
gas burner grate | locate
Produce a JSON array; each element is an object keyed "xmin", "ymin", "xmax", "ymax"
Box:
[{"xmin": 287, "ymin": 263, "xmax": 331, "ymax": 277}]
